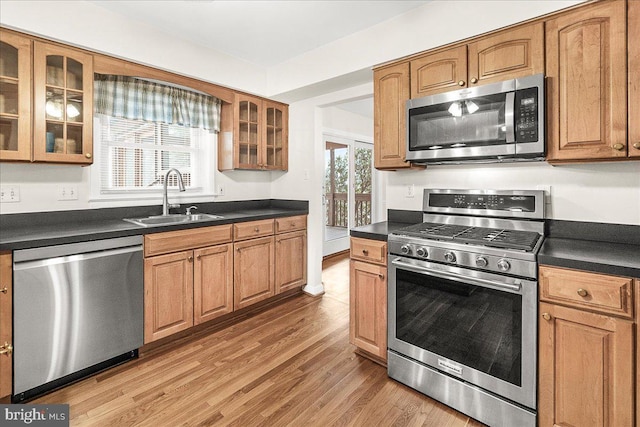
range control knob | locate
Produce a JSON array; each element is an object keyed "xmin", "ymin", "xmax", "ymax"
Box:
[
  {"xmin": 401, "ymin": 245, "xmax": 411, "ymax": 255},
  {"xmin": 475, "ymin": 257, "xmax": 488, "ymax": 268},
  {"xmin": 497, "ymin": 259, "xmax": 511, "ymax": 272},
  {"xmin": 416, "ymin": 247, "xmax": 428, "ymax": 258},
  {"xmin": 444, "ymin": 252, "xmax": 456, "ymax": 263}
]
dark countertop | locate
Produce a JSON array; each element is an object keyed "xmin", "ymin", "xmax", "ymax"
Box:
[
  {"xmin": 0, "ymin": 200, "xmax": 308, "ymax": 251},
  {"xmin": 350, "ymin": 209, "xmax": 423, "ymax": 241}
]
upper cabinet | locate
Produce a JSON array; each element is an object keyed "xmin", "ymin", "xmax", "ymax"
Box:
[
  {"xmin": 33, "ymin": 42, "xmax": 94, "ymax": 164},
  {"xmin": 219, "ymin": 93, "xmax": 288, "ymax": 171},
  {"xmin": 0, "ymin": 29, "xmax": 94, "ymax": 165},
  {"xmin": 545, "ymin": 0, "xmax": 628, "ymax": 162},
  {"xmin": 411, "ymin": 22, "xmax": 544, "ymax": 98},
  {"xmin": 373, "ymin": 62, "xmax": 411, "ymax": 170},
  {"xmin": 0, "ymin": 30, "xmax": 31, "ymax": 161},
  {"xmin": 629, "ymin": 0, "xmax": 640, "ymax": 159}
]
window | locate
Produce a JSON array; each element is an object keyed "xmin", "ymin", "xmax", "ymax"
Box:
[{"xmin": 91, "ymin": 74, "xmax": 220, "ymax": 201}]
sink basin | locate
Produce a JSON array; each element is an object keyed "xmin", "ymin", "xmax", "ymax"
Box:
[{"xmin": 123, "ymin": 213, "xmax": 223, "ymax": 227}]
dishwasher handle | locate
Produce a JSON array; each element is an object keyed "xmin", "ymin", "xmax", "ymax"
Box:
[
  {"xmin": 13, "ymin": 245, "xmax": 143, "ymax": 271},
  {"xmin": 13, "ymin": 235, "xmax": 143, "ymax": 263}
]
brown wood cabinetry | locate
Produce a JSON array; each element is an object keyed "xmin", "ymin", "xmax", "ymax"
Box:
[
  {"xmin": 411, "ymin": 22, "xmax": 543, "ymax": 98},
  {"xmin": 143, "ymin": 225, "xmax": 234, "ymax": 343},
  {"xmin": 219, "ymin": 93, "xmax": 288, "ymax": 171},
  {"xmin": 234, "ymin": 235, "xmax": 275, "ymax": 310},
  {"xmin": 275, "ymin": 216, "xmax": 307, "ymax": 294},
  {"xmin": 0, "ymin": 29, "xmax": 31, "ymax": 161},
  {"xmin": 629, "ymin": 0, "xmax": 640, "ymax": 158},
  {"xmin": 546, "ymin": 0, "xmax": 628, "ymax": 162},
  {"xmin": 373, "ymin": 62, "xmax": 411, "ymax": 170},
  {"xmin": 538, "ymin": 265, "xmax": 636, "ymax": 427},
  {"xmin": 349, "ymin": 237, "xmax": 387, "ymax": 363},
  {"xmin": 0, "ymin": 252, "xmax": 12, "ymax": 400}
]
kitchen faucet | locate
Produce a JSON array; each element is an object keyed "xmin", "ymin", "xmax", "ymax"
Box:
[{"xmin": 162, "ymin": 168, "xmax": 186, "ymax": 215}]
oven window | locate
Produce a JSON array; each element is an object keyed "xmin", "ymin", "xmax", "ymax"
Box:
[{"xmin": 395, "ymin": 269, "xmax": 522, "ymax": 386}]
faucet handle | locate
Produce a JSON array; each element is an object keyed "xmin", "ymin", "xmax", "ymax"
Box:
[{"xmin": 186, "ymin": 205, "xmax": 198, "ymax": 215}]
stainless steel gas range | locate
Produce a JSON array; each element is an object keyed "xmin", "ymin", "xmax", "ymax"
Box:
[{"xmin": 387, "ymin": 189, "xmax": 545, "ymax": 427}]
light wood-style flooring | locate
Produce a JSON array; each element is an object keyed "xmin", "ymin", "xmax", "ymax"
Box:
[{"xmin": 35, "ymin": 254, "xmax": 485, "ymax": 426}]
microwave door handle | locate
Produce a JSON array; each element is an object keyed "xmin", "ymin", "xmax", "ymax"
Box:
[
  {"xmin": 505, "ymin": 92, "xmax": 516, "ymax": 143},
  {"xmin": 391, "ymin": 258, "xmax": 522, "ymax": 293}
]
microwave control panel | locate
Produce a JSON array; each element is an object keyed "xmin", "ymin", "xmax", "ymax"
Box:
[{"xmin": 514, "ymin": 87, "xmax": 539, "ymax": 143}]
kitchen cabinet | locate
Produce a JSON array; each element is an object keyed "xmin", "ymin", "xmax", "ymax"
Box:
[
  {"xmin": 234, "ymin": 219, "xmax": 275, "ymax": 310},
  {"xmin": 144, "ymin": 224, "xmax": 234, "ymax": 343},
  {"xmin": 410, "ymin": 22, "xmax": 544, "ymax": 98},
  {"xmin": 545, "ymin": 0, "xmax": 628, "ymax": 162},
  {"xmin": 219, "ymin": 93, "xmax": 288, "ymax": 171},
  {"xmin": 373, "ymin": 62, "xmax": 411, "ymax": 170},
  {"xmin": 349, "ymin": 237, "xmax": 387, "ymax": 364},
  {"xmin": 538, "ymin": 265, "xmax": 635, "ymax": 427},
  {"xmin": 629, "ymin": 0, "xmax": 640, "ymax": 158},
  {"xmin": 0, "ymin": 29, "xmax": 31, "ymax": 162},
  {"xmin": 275, "ymin": 215, "xmax": 307, "ymax": 294},
  {"xmin": 0, "ymin": 252, "xmax": 12, "ymax": 400}
]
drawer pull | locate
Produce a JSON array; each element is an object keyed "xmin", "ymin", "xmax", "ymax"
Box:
[
  {"xmin": 254, "ymin": 227, "xmax": 260, "ymax": 233},
  {"xmin": 362, "ymin": 249, "xmax": 369, "ymax": 256},
  {"xmin": 542, "ymin": 313, "xmax": 552, "ymax": 321},
  {"xmin": 577, "ymin": 288, "xmax": 589, "ymax": 297},
  {"xmin": 0, "ymin": 342, "xmax": 12, "ymax": 356},
  {"xmin": 0, "ymin": 287, "xmax": 7, "ymax": 294},
  {"xmin": 378, "ymin": 274, "xmax": 385, "ymax": 279}
]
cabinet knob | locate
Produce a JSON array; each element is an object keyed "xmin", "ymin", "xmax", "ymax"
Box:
[
  {"xmin": 187, "ymin": 256, "xmax": 193, "ymax": 262},
  {"xmin": 378, "ymin": 274, "xmax": 385, "ymax": 279},
  {"xmin": 85, "ymin": 152, "xmax": 92, "ymax": 159},
  {"xmin": 612, "ymin": 143, "xmax": 625, "ymax": 151},
  {"xmin": 577, "ymin": 288, "xmax": 589, "ymax": 297},
  {"xmin": 362, "ymin": 249, "xmax": 369, "ymax": 256},
  {"xmin": 196, "ymin": 254, "xmax": 201, "ymax": 260},
  {"xmin": 458, "ymin": 80, "xmax": 466, "ymax": 87},
  {"xmin": 633, "ymin": 142, "xmax": 640, "ymax": 149},
  {"xmin": 0, "ymin": 342, "xmax": 12, "ymax": 356},
  {"xmin": 0, "ymin": 287, "xmax": 7, "ymax": 294},
  {"xmin": 542, "ymin": 313, "xmax": 552, "ymax": 321},
  {"xmin": 254, "ymin": 227, "xmax": 260, "ymax": 233},
  {"xmin": 470, "ymin": 77, "xmax": 478, "ymax": 84}
]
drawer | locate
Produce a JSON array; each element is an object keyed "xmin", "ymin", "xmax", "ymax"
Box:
[
  {"xmin": 350, "ymin": 237, "xmax": 387, "ymax": 266},
  {"xmin": 234, "ymin": 219, "xmax": 275, "ymax": 241},
  {"xmin": 539, "ymin": 265, "xmax": 634, "ymax": 319},
  {"xmin": 144, "ymin": 224, "xmax": 233, "ymax": 257},
  {"xmin": 275, "ymin": 215, "xmax": 307, "ymax": 234}
]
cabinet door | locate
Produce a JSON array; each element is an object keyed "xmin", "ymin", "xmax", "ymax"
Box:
[
  {"xmin": 410, "ymin": 45, "xmax": 467, "ymax": 98},
  {"xmin": 0, "ymin": 253, "xmax": 12, "ymax": 399},
  {"xmin": 545, "ymin": 0, "xmax": 627, "ymax": 161},
  {"xmin": 234, "ymin": 236, "xmax": 275, "ymax": 310},
  {"xmin": 144, "ymin": 251, "xmax": 194, "ymax": 343},
  {"xmin": 467, "ymin": 22, "xmax": 544, "ymax": 86},
  {"xmin": 629, "ymin": 0, "xmax": 640, "ymax": 158},
  {"xmin": 349, "ymin": 260, "xmax": 387, "ymax": 360},
  {"xmin": 374, "ymin": 62, "xmax": 411, "ymax": 170},
  {"xmin": 263, "ymin": 101, "xmax": 288, "ymax": 171},
  {"xmin": 234, "ymin": 94, "xmax": 261, "ymax": 169},
  {"xmin": 275, "ymin": 230, "xmax": 306, "ymax": 294},
  {"xmin": 539, "ymin": 302, "xmax": 634, "ymax": 427},
  {"xmin": 0, "ymin": 30, "xmax": 31, "ymax": 162},
  {"xmin": 33, "ymin": 41, "xmax": 93, "ymax": 164},
  {"xmin": 194, "ymin": 244, "xmax": 233, "ymax": 325}
]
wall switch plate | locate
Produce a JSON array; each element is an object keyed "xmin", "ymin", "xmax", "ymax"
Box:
[
  {"xmin": 406, "ymin": 184, "xmax": 415, "ymax": 198},
  {"xmin": 303, "ymin": 169, "xmax": 310, "ymax": 180},
  {"xmin": 58, "ymin": 185, "xmax": 78, "ymax": 201},
  {"xmin": 0, "ymin": 185, "xmax": 20, "ymax": 203}
]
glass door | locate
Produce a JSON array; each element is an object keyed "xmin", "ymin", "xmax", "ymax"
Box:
[{"xmin": 324, "ymin": 141, "xmax": 349, "ymax": 244}]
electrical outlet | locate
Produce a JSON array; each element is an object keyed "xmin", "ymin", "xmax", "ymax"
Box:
[
  {"xmin": 0, "ymin": 185, "xmax": 20, "ymax": 203},
  {"xmin": 406, "ymin": 184, "xmax": 415, "ymax": 198},
  {"xmin": 216, "ymin": 185, "xmax": 225, "ymax": 196},
  {"xmin": 58, "ymin": 185, "xmax": 79, "ymax": 201}
]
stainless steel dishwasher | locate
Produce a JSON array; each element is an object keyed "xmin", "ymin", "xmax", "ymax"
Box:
[{"xmin": 12, "ymin": 235, "xmax": 143, "ymax": 401}]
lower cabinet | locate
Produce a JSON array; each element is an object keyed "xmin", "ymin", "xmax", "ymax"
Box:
[
  {"xmin": 538, "ymin": 265, "xmax": 636, "ymax": 427},
  {"xmin": 0, "ymin": 252, "xmax": 12, "ymax": 400},
  {"xmin": 275, "ymin": 229, "xmax": 307, "ymax": 294},
  {"xmin": 234, "ymin": 236, "xmax": 275, "ymax": 310},
  {"xmin": 193, "ymin": 244, "xmax": 233, "ymax": 325},
  {"xmin": 349, "ymin": 237, "xmax": 387, "ymax": 363}
]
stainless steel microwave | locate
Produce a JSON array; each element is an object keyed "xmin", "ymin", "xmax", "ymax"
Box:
[{"xmin": 406, "ymin": 73, "xmax": 545, "ymax": 164}]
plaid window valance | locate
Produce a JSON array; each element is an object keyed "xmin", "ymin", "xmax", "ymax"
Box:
[{"xmin": 94, "ymin": 74, "xmax": 221, "ymax": 132}]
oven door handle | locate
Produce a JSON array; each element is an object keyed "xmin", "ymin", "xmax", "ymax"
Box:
[{"xmin": 391, "ymin": 258, "xmax": 522, "ymax": 293}]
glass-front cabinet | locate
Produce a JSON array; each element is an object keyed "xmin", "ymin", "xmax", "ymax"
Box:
[
  {"xmin": 263, "ymin": 101, "xmax": 288, "ymax": 170},
  {"xmin": 0, "ymin": 30, "xmax": 31, "ymax": 161},
  {"xmin": 33, "ymin": 41, "xmax": 93, "ymax": 164},
  {"xmin": 236, "ymin": 95, "xmax": 260, "ymax": 168}
]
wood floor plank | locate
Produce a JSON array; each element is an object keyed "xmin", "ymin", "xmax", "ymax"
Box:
[{"xmin": 33, "ymin": 257, "xmax": 486, "ymax": 427}]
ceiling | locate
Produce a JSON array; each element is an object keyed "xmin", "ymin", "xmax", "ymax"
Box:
[{"xmin": 90, "ymin": 1, "xmax": 429, "ymax": 68}]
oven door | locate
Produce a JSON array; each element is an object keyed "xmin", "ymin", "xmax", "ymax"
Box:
[{"xmin": 388, "ymin": 255, "xmax": 537, "ymax": 409}]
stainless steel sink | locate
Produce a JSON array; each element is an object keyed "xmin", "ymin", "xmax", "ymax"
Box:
[{"xmin": 123, "ymin": 213, "xmax": 223, "ymax": 227}]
